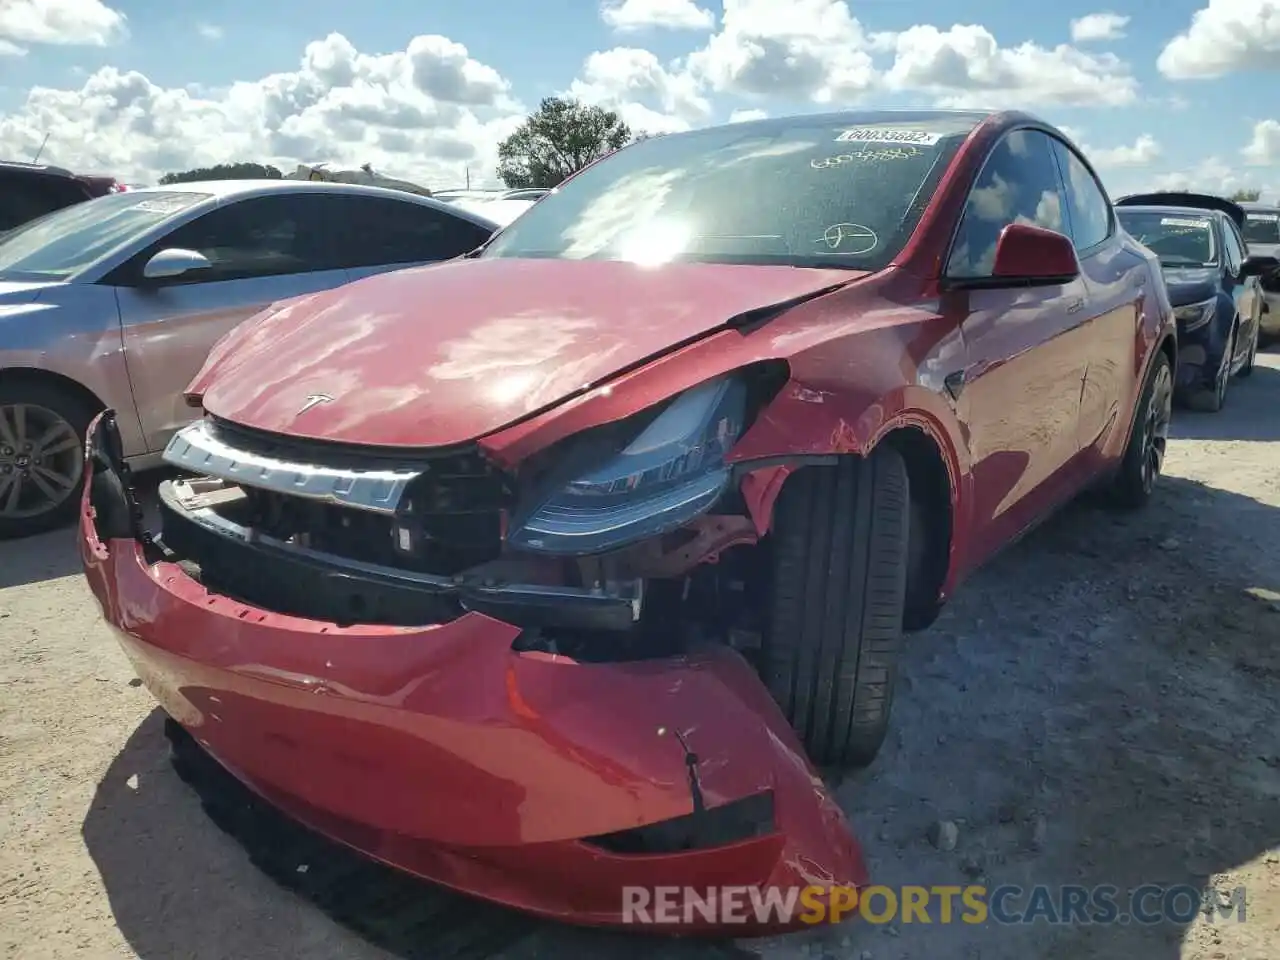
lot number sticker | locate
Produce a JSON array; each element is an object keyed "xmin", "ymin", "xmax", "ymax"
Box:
[
  {"xmin": 835, "ymin": 128, "xmax": 943, "ymax": 146},
  {"xmin": 1249, "ymin": 213, "xmax": 1279, "ymax": 222},
  {"xmin": 1161, "ymin": 217, "xmax": 1210, "ymax": 229}
]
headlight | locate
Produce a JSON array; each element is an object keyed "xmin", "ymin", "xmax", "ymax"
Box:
[
  {"xmin": 1173, "ymin": 297, "xmax": 1216, "ymax": 332},
  {"xmin": 507, "ymin": 375, "xmax": 748, "ymax": 555}
]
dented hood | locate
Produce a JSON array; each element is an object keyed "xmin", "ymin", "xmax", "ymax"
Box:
[{"xmin": 194, "ymin": 257, "xmax": 857, "ymax": 447}]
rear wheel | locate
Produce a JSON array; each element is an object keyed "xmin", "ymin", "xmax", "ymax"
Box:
[
  {"xmin": 0, "ymin": 380, "xmax": 96, "ymax": 539},
  {"xmin": 1238, "ymin": 322, "xmax": 1258, "ymax": 378},
  {"xmin": 1186, "ymin": 324, "xmax": 1234, "ymax": 413},
  {"xmin": 1109, "ymin": 350, "xmax": 1172, "ymax": 509},
  {"xmin": 759, "ymin": 448, "xmax": 909, "ymax": 767}
]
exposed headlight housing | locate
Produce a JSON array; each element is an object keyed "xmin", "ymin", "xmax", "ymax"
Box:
[
  {"xmin": 507, "ymin": 375, "xmax": 750, "ymax": 556},
  {"xmin": 1173, "ymin": 297, "xmax": 1216, "ymax": 332}
]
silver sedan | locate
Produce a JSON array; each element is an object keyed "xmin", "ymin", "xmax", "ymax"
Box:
[{"xmin": 0, "ymin": 179, "xmax": 498, "ymax": 538}]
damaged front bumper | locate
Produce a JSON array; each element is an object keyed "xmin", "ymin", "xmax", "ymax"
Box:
[{"xmin": 80, "ymin": 410, "xmax": 867, "ymax": 933}]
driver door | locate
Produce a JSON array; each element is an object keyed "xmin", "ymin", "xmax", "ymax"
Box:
[
  {"xmin": 108, "ymin": 194, "xmax": 349, "ymax": 453},
  {"xmin": 946, "ymin": 129, "xmax": 1091, "ymax": 569}
]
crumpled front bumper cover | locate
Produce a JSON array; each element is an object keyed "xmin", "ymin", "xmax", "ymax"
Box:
[{"xmin": 79, "ymin": 411, "xmax": 867, "ymax": 933}]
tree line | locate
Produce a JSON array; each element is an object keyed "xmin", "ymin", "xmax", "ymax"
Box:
[
  {"xmin": 152, "ymin": 102, "xmax": 1268, "ymax": 202},
  {"xmin": 155, "ymin": 98, "xmax": 635, "ymax": 189}
]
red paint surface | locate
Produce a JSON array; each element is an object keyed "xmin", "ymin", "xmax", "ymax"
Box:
[
  {"xmin": 87, "ymin": 111, "xmax": 1177, "ymax": 932},
  {"xmin": 79, "ymin": 457, "xmax": 866, "ymax": 931}
]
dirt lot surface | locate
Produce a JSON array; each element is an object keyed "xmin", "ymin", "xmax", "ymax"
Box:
[{"xmin": 3, "ymin": 355, "xmax": 1279, "ymax": 960}]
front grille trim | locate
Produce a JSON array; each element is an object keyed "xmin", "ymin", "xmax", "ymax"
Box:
[{"xmin": 162, "ymin": 418, "xmax": 424, "ymax": 515}]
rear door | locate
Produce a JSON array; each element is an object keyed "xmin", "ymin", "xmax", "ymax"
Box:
[
  {"xmin": 109, "ymin": 193, "xmax": 349, "ymax": 452},
  {"xmin": 1048, "ymin": 137, "xmax": 1142, "ymax": 458},
  {"xmin": 1220, "ymin": 217, "xmax": 1260, "ymax": 361},
  {"xmin": 332, "ymin": 196, "xmax": 495, "ymax": 281},
  {"xmin": 947, "ymin": 128, "xmax": 1091, "ymax": 563}
]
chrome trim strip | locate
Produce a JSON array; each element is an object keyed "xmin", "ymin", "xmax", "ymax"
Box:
[{"xmin": 162, "ymin": 419, "xmax": 419, "ymax": 514}]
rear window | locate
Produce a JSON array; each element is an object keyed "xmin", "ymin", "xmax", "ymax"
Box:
[
  {"xmin": 0, "ymin": 191, "xmax": 209, "ymax": 280},
  {"xmin": 481, "ymin": 117, "xmax": 977, "ymax": 271},
  {"xmin": 1243, "ymin": 211, "xmax": 1280, "ymax": 245},
  {"xmin": 1117, "ymin": 210, "xmax": 1217, "ymax": 267}
]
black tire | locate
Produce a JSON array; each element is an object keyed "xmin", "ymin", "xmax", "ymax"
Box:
[
  {"xmin": 1186, "ymin": 324, "xmax": 1234, "ymax": 413},
  {"xmin": 1238, "ymin": 323, "xmax": 1258, "ymax": 378},
  {"xmin": 0, "ymin": 379, "xmax": 98, "ymax": 539},
  {"xmin": 760, "ymin": 448, "xmax": 909, "ymax": 767},
  {"xmin": 1109, "ymin": 350, "xmax": 1173, "ymax": 510}
]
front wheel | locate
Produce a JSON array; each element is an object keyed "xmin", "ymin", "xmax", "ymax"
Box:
[
  {"xmin": 1109, "ymin": 351, "xmax": 1173, "ymax": 509},
  {"xmin": 0, "ymin": 380, "xmax": 96, "ymax": 539},
  {"xmin": 759, "ymin": 448, "xmax": 909, "ymax": 767}
]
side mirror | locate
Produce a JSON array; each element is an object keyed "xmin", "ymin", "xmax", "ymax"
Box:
[
  {"xmin": 1240, "ymin": 254, "xmax": 1280, "ymax": 279},
  {"xmin": 990, "ymin": 222, "xmax": 1081, "ymax": 285},
  {"xmin": 142, "ymin": 248, "xmax": 212, "ymax": 281}
]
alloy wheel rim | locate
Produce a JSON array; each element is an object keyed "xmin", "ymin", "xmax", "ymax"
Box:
[
  {"xmin": 1216, "ymin": 332, "xmax": 1233, "ymax": 402},
  {"xmin": 1141, "ymin": 364, "xmax": 1173, "ymax": 494},
  {"xmin": 0, "ymin": 403, "xmax": 84, "ymax": 520}
]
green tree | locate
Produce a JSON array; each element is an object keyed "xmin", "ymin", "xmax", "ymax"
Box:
[
  {"xmin": 497, "ymin": 97, "xmax": 632, "ymax": 189},
  {"xmin": 159, "ymin": 162, "xmax": 283, "ymax": 184},
  {"xmin": 1229, "ymin": 188, "xmax": 1262, "ymax": 202}
]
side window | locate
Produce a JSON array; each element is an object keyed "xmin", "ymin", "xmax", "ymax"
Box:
[
  {"xmin": 1221, "ymin": 220, "xmax": 1244, "ymax": 275},
  {"xmin": 151, "ymin": 195, "xmax": 334, "ymax": 284},
  {"xmin": 1051, "ymin": 140, "xmax": 1112, "ymax": 253},
  {"xmin": 332, "ymin": 197, "xmax": 493, "ymax": 269},
  {"xmin": 947, "ymin": 130, "xmax": 1067, "ymax": 278}
]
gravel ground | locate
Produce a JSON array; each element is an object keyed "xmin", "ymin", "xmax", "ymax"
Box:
[{"xmin": 2, "ymin": 353, "xmax": 1279, "ymax": 960}]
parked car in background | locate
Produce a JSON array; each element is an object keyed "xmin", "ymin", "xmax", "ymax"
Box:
[
  {"xmin": 0, "ymin": 180, "xmax": 498, "ymax": 537},
  {"xmin": 499, "ymin": 188, "xmax": 550, "ymax": 201},
  {"xmin": 82, "ymin": 109, "xmax": 1179, "ymax": 932},
  {"xmin": 448, "ymin": 196, "xmax": 538, "ymax": 227},
  {"xmin": 0, "ymin": 161, "xmax": 125, "ymax": 234},
  {"xmin": 1116, "ymin": 192, "xmax": 1276, "ymax": 411},
  {"xmin": 1241, "ymin": 200, "xmax": 1280, "ymax": 343}
]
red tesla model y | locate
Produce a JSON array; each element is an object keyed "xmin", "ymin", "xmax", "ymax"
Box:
[{"xmin": 80, "ymin": 109, "xmax": 1176, "ymax": 932}]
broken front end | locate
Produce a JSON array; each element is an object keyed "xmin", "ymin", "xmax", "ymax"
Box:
[{"xmin": 79, "ymin": 367, "xmax": 867, "ymax": 932}]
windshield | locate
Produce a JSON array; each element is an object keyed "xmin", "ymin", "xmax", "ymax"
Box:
[
  {"xmin": 480, "ymin": 117, "xmax": 974, "ymax": 270},
  {"xmin": 1243, "ymin": 211, "xmax": 1280, "ymax": 245},
  {"xmin": 0, "ymin": 191, "xmax": 209, "ymax": 281},
  {"xmin": 1117, "ymin": 210, "xmax": 1217, "ymax": 267}
]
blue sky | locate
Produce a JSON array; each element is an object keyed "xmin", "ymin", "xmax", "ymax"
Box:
[{"xmin": 1, "ymin": 0, "xmax": 1277, "ymax": 196}]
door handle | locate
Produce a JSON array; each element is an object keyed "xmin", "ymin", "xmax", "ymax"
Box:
[{"xmin": 1066, "ymin": 297, "xmax": 1085, "ymax": 315}]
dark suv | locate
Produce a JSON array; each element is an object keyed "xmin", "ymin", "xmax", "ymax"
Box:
[{"xmin": 0, "ymin": 161, "xmax": 123, "ymax": 233}]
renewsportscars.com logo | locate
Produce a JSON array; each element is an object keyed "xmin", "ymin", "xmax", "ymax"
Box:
[{"xmin": 621, "ymin": 884, "xmax": 1248, "ymax": 926}]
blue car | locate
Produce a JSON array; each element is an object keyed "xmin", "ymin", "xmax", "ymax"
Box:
[{"xmin": 1116, "ymin": 191, "xmax": 1279, "ymax": 412}]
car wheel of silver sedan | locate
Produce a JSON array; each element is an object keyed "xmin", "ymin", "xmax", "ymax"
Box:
[{"xmin": 0, "ymin": 382, "xmax": 95, "ymax": 539}]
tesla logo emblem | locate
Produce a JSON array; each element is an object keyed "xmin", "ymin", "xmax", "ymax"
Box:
[{"xmin": 297, "ymin": 394, "xmax": 333, "ymax": 415}]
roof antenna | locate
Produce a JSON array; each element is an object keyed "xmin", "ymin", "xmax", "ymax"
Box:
[{"xmin": 31, "ymin": 133, "xmax": 49, "ymax": 163}]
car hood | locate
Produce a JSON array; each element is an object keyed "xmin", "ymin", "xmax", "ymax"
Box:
[
  {"xmin": 0, "ymin": 279, "xmax": 61, "ymax": 305},
  {"xmin": 1161, "ymin": 267, "xmax": 1218, "ymax": 307},
  {"xmin": 194, "ymin": 257, "xmax": 860, "ymax": 448}
]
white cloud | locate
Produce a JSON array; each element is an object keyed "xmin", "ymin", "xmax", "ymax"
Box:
[
  {"xmin": 686, "ymin": 0, "xmax": 878, "ymax": 102},
  {"xmin": 0, "ymin": 39, "xmax": 26, "ymax": 56},
  {"xmin": 1088, "ymin": 134, "xmax": 1161, "ymax": 167},
  {"xmin": 566, "ymin": 46, "xmax": 710, "ymax": 134},
  {"xmin": 600, "ymin": 0, "xmax": 714, "ymax": 32},
  {"xmin": 0, "ymin": 32, "xmax": 523, "ymax": 187},
  {"xmin": 1148, "ymin": 156, "xmax": 1267, "ymax": 198},
  {"xmin": 196, "ymin": 22, "xmax": 223, "ymax": 41},
  {"xmin": 1069, "ymin": 13, "xmax": 1130, "ymax": 43},
  {"xmin": 881, "ymin": 23, "xmax": 1138, "ymax": 107},
  {"xmin": 1243, "ymin": 119, "xmax": 1280, "ymax": 165},
  {"xmin": 1158, "ymin": 0, "xmax": 1280, "ymax": 79},
  {"xmin": 0, "ymin": 0, "xmax": 125, "ymax": 53},
  {"xmin": 728, "ymin": 108, "xmax": 768, "ymax": 122}
]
